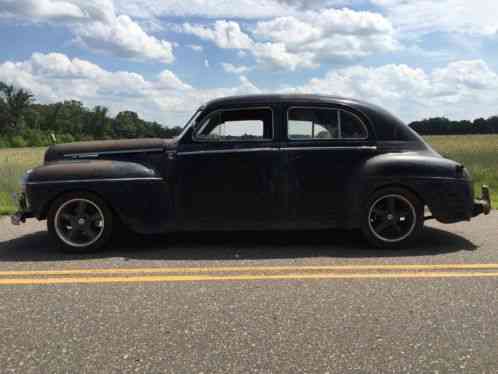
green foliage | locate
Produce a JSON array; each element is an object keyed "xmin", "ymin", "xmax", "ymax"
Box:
[
  {"xmin": 410, "ymin": 117, "xmax": 498, "ymax": 135},
  {"xmin": 57, "ymin": 133, "xmax": 75, "ymax": 144},
  {"xmin": 9, "ymin": 135, "xmax": 28, "ymax": 148},
  {"xmin": 0, "ymin": 82, "xmax": 183, "ymax": 148}
]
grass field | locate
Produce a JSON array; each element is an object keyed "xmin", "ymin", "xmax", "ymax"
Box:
[
  {"xmin": 0, "ymin": 135, "xmax": 496, "ymax": 215},
  {"xmin": 0, "ymin": 147, "xmax": 45, "ymax": 215}
]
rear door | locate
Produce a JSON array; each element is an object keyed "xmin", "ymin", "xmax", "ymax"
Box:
[
  {"xmin": 175, "ymin": 106, "xmax": 283, "ymax": 229},
  {"xmin": 283, "ymin": 105, "xmax": 376, "ymax": 227}
]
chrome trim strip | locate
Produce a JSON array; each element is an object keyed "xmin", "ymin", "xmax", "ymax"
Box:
[
  {"xmin": 27, "ymin": 177, "xmax": 163, "ymax": 185},
  {"xmin": 66, "ymin": 153, "xmax": 99, "ymax": 159},
  {"xmin": 64, "ymin": 148, "xmax": 164, "ymax": 158},
  {"xmin": 178, "ymin": 147, "xmax": 278, "ymax": 156},
  {"xmin": 281, "ymin": 146, "xmax": 378, "ymax": 151}
]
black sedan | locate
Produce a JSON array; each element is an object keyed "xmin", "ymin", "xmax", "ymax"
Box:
[{"xmin": 12, "ymin": 94, "xmax": 491, "ymax": 252}]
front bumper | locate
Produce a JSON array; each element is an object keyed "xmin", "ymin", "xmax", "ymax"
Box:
[
  {"xmin": 10, "ymin": 192, "xmax": 33, "ymax": 226},
  {"xmin": 473, "ymin": 185, "xmax": 492, "ymax": 217}
]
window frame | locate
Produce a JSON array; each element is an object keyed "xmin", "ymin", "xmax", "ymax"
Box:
[
  {"xmin": 192, "ymin": 106, "xmax": 275, "ymax": 143},
  {"xmin": 286, "ymin": 106, "xmax": 369, "ymax": 142}
]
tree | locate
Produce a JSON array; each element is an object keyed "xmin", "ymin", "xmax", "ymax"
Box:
[{"xmin": 0, "ymin": 83, "xmax": 34, "ymax": 135}]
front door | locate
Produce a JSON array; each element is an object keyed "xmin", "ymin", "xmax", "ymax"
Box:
[
  {"xmin": 175, "ymin": 106, "xmax": 283, "ymax": 229},
  {"xmin": 283, "ymin": 105, "xmax": 376, "ymax": 227}
]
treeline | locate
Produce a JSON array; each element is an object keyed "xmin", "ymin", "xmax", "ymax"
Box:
[
  {"xmin": 0, "ymin": 82, "xmax": 182, "ymax": 148},
  {"xmin": 409, "ymin": 117, "xmax": 498, "ymax": 135}
]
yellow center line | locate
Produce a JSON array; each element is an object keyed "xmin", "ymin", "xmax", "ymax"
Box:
[
  {"xmin": 2, "ymin": 263, "xmax": 498, "ymax": 276},
  {"xmin": 2, "ymin": 271, "xmax": 498, "ymax": 285}
]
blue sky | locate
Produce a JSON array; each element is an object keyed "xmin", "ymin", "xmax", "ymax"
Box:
[{"xmin": 1, "ymin": 0, "xmax": 498, "ymax": 126}]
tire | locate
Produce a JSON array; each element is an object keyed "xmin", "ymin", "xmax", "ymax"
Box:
[
  {"xmin": 47, "ymin": 192, "xmax": 113, "ymax": 253},
  {"xmin": 361, "ymin": 187, "xmax": 424, "ymax": 249}
]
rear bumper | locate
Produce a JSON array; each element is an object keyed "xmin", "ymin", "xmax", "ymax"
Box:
[
  {"xmin": 473, "ymin": 185, "xmax": 492, "ymax": 217},
  {"xmin": 10, "ymin": 192, "xmax": 33, "ymax": 226}
]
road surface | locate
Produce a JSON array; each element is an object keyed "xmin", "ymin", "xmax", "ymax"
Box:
[{"xmin": 0, "ymin": 213, "xmax": 497, "ymax": 373}]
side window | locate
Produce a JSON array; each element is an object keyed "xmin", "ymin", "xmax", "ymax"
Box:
[
  {"xmin": 341, "ymin": 110, "xmax": 368, "ymax": 139},
  {"xmin": 195, "ymin": 108, "xmax": 272, "ymax": 141},
  {"xmin": 287, "ymin": 107, "xmax": 368, "ymax": 140},
  {"xmin": 288, "ymin": 108, "xmax": 339, "ymax": 140}
]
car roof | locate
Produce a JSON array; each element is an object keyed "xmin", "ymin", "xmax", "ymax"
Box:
[{"xmin": 204, "ymin": 94, "xmax": 379, "ymax": 112}]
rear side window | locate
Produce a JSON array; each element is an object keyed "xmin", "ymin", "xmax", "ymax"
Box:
[
  {"xmin": 341, "ymin": 110, "xmax": 368, "ymax": 139},
  {"xmin": 288, "ymin": 108, "xmax": 339, "ymax": 139},
  {"xmin": 288, "ymin": 107, "xmax": 368, "ymax": 140}
]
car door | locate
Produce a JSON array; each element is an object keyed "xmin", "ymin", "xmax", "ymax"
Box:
[
  {"xmin": 283, "ymin": 105, "xmax": 376, "ymax": 227},
  {"xmin": 174, "ymin": 106, "xmax": 283, "ymax": 229}
]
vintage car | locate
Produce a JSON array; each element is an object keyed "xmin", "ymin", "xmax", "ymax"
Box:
[{"xmin": 12, "ymin": 94, "xmax": 491, "ymax": 252}]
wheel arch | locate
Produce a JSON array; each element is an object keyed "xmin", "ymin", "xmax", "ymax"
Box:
[
  {"xmin": 38, "ymin": 188, "xmax": 119, "ymax": 221},
  {"xmin": 368, "ymin": 182, "xmax": 426, "ymax": 207}
]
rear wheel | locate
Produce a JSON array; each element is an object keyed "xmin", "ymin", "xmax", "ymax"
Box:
[
  {"xmin": 361, "ymin": 188, "xmax": 423, "ymax": 249},
  {"xmin": 48, "ymin": 192, "xmax": 113, "ymax": 253}
]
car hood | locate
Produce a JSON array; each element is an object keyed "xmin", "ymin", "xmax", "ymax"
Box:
[{"xmin": 44, "ymin": 138, "xmax": 176, "ymax": 163}]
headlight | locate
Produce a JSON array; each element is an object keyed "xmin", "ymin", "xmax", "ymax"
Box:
[{"xmin": 20, "ymin": 169, "xmax": 33, "ymax": 192}]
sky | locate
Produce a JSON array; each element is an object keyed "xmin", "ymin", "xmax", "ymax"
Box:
[{"xmin": 1, "ymin": 0, "xmax": 498, "ymax": 127}]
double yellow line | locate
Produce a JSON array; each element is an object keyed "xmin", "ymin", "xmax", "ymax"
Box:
[{"xmin": 1, "ymin": 263, "xmax": 498, "ymax": 285}]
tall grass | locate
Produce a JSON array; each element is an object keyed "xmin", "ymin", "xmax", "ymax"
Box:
[
  {"xmin": 0, "ymin": 147, "xmax": 45, "ymax": 215},
  {"xmin": 0, "ymin": 135, "xmax": 496, "ymax": 215}
]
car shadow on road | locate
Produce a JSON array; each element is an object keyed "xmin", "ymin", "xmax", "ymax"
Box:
[{"xmin": 0, "ymin": 226, "xmax": 478, "ymax": 262}]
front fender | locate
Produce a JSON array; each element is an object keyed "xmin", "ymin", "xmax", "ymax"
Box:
[
  {"xmin": 28, "ymin": 159, "xmax": 159, "ymax": 183},
  {"xmin": 25, "ymin": 160, "xmax": 170, "ymax": 233}
]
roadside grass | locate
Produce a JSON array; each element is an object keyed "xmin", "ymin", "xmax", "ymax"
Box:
[
  {"xmin": 0, "ymin": 134, "xmax": 496, "ymax": 215},
  {"xmin": 0, "ymin": 147, "xmax": 46, "ymax": 215}
]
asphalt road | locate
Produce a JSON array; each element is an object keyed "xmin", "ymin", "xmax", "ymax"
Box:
[{"xmin": 0, "ymin": 212, "xmax": 497, "ymax": 373}]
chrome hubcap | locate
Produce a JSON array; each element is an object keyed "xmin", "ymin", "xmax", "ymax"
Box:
[
  {"xmin": 54, "ymin": 199, "xmax": 105, "ymax": 248},
  {"xmin": 368, "ymin": 194, "xmax": 417, "ymax": 243}
]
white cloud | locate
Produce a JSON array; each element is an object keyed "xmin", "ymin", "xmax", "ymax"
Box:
[
  {"xmin": 0, "ymin": 0, "xmax": 116, "ymax": 23},
  {"xmin": 254, "ymin": 8, "xmax": 398, "ymax": 61},
  {"xmin": 74, "ymin": 15, "xmax": 174, "ymax": 63},
  {"xmin": 371, "ymin": 0, "xmax": 498, "ymax": 36},
  {"xmin": 252, "ymin": 42, "xmax": 317, "ymax": 70},
  {"xmin": 0, "ymin": 53, "xmax": 260, "ymax": 126},
  {"xmin": 0, "ymin": 0, "xmax": 86, "ymax": 20},
  {"xmin": 286, "ymin": 60, "xmax": 498, "ymax": 121},
  {"xmin": 113, "ymin": 0, "xmax": 296, "ymax": 19},
  {"xmin": 182, "ymin": 20, "xmax": 315, "ymax": 70},
  {"xmin": 183, "ymin": 8, "xmax": 398, "ymax": 70},
  {"xmin": 0, "ymin": 0, "xmax": 174, "ymax": 63},
  {"xmin": 183, "ymin": 21, "xmax": 253, "ymax": 50},
  {"xmin": 221, "ymin": 63, "xmax": 251, "ymax": 74},
  {"xmin": 157, "ymin": 70, "xmax": 192, "ymax": 90},
  {"xmin": 204, "ymin": 59, "xmax": 210, "ymax": 68}
]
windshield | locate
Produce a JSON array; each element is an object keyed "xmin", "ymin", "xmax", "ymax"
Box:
[{"xmin": 174, "ymin": 107, "xmax": 204, "ymax": 140}]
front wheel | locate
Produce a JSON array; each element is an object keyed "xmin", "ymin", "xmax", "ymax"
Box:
[
  {"xmin": 361, "ymin": 188, "xmax": 424, "ymax": 249},
  {"xmin": 47, "ymin": 192, "xmax": 113, "ymax": 253}
]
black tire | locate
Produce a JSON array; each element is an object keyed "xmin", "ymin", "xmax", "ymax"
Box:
[
  {"xmin": 361, "ymin": 187, "xmax": 424, "ymax": 249},
  {"xmin": 47, "ymin": 192, "xmax": 113, "ymax": 253}
]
